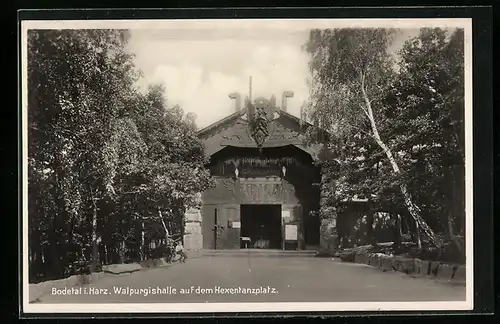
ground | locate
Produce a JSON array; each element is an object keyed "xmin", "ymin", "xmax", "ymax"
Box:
[{"xmin": 37, "ymin": 256, "xmax": 465, "ymax": 303}]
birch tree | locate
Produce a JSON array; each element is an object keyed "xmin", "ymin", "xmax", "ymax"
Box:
[
  {"xmin": 383, "ymin": 28, "xmax": 466, "ymax": 252},
  {"xmin": 304, "ymin": 28, "xmax": 442, "ymax": 248},
  {"xmin": 27, "ymin": 29, "xmax": 215, "ymax": 280}
]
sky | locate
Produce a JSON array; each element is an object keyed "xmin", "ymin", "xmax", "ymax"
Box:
[{"xmin": 126, "ymin": 26, "xmax": 420, "ymax": 129}]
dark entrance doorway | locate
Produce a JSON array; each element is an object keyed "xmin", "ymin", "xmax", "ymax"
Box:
[
  {"xmin": 240, "ymin": 204, "xmax": 282, "ymax": 249},
  {"xmin": 304, "ymin": 209, "xmax": 321, "ymax": 247}
]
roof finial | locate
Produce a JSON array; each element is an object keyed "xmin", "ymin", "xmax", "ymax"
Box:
[
  {"xmin": 228, "ymin": 92, "xmax": 241, "ymax": 112},
  {"xmin": 281, "ymin": 91, "xmax": 294, "ymax": 112}
]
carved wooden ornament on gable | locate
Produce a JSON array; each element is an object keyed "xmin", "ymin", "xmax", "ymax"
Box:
[{"xmin": 245, "ymin": 96, "xmax": 277, "ymax": 149}]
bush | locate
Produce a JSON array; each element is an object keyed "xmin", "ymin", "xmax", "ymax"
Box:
[{"xmin": 401, "ymin": 233, "xmax": 412, "ymax": 242}]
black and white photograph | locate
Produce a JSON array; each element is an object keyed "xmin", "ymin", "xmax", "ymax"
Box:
[{"xmin": 21, "ymin": 17, "xmax": 473, "ymax": 314}]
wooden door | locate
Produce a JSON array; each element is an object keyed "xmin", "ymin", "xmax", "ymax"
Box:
[
  {"xmin": 216, "ymin": 204, "xmax": 241, "ymax": 250},
  {"xmin": 202, "ymin": 205, "xmax": 216, "ymax": 249}
]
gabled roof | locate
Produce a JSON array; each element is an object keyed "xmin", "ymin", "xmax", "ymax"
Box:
[
  {"xmin": 197, "ymin": 106, "xmax": 329, "ymax": 160},
  {"xmin": 197, "ymin": 109, "xmax": 247, "ymax": 137},
  {"xmin": 197, "ymin": 107, "xmax": 323, "ymax": 138}
]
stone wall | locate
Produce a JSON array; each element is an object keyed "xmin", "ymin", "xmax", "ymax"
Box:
[
  {"xmin": 346, "ymin": 251, "xmax": 466, "ymax": 284},
  {"xmin": 183, "ymin": 207, "xmax": 203, "ymax": 252}
]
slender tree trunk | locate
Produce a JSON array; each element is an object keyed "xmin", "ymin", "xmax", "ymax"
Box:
[
  {"xmin": 159, "ymin": 209, "xmax": 169, "ymax": 240},
  {"xmin": 404, "ymin": 213, "xmax": 410, "ymax": 235},
  {"xmin": 392, "ymin": 213, "xmax": 402, "ymax": 248},
  {"xmin": 415, "ymin": 220, "xmax": 422, "ymax": 249},
  {"xmin": 104, "ymin": 244, "xmax": 108, "ymax": 264},
  {"xmin": 360, "ymin": 74, "xmax": 442, "ymax": 248},
  {"xmin": 119, "ymin": 241, "xmax": 125, "ymax": 264},
  {"xmin": 366, "ymin": 208, "xmax": 377, "ymax": 246},
  {"xmin": 448, "ymin": 210, "xmax": 463, "ymax": 253},
  {"xmin": 90, "ymin": 189, "xmax": 99, "ymax": 273},
  {"xmin": 32, "ymin": 225, "xmax": 43, "ymax": 281},
  {"xmin": 140, "ymin": 218, "xmax": 145, "ymax": 261},
  {"xmin": 449, "ymin": 165, "xmax": 464, "ymax": 252},
  {"xmin": 29, "ymin": 233, "xmax": 35, "ymax": 281},
  {"xmin": 41, "ymin": 246, "xmax": 46, "ymax": 277}
]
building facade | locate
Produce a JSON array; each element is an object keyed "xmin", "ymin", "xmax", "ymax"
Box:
[{"xmin": 183, "ymin": 93, "xmax": 339, "ymax": 252}]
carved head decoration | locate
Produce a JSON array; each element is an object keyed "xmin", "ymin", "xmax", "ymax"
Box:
[{"xmin": 246, "ymin": 96, "xmax": 277, "ymax": 149}]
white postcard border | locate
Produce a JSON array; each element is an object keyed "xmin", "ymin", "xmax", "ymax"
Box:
[{"xmin": 21, "ymin": 17, "xmax": 474, "ymax": 314}]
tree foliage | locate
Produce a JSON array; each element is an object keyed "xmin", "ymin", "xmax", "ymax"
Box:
[
  {"xmin": 27, "ymin": 29, "xmax": 214, "ymax": 282},
  {"xmin": 304, "ymin": 28, "xmax": 465, "ymax": 249},
  {"xmin": 383, "ymin": 28, "xmax": 466, "ymax": 243}
]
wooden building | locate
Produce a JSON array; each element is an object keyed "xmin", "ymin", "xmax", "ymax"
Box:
[{"xmin": 183, "ymin": 92, "xmax": 328, "ymax": 252}]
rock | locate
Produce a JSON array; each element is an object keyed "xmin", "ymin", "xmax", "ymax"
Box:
[
  {"xmin": 354, "ymin": 253, "xmax": 365, "ymax": 263},
  {"xmin": 339, "ymin": 251, "xmax": 355, "ymax": 262},
  {"xmin": 102, "ymin": 263, "xmax": 142, "ymax": 274},
  {"xmin": 436, "ymin": 263, "xmax": 455, "ymax": 280},
  {"xmin": 399, "ymin": 258, "xmax": 416, "ymax": 274},
  {"xmin": 391, "ymin": 257, "xmax": 402, "ymax": 272},
  {"xmin": 369, "ymin": 254, "xmax": 382, "ymax": 268},
  {"xmin": 379, "ymin": 255, "xmax": 394, "ymax": 272},
  {"xmin": 428, "ymin": 261, "xmax": 440, "ymax": 277},
  {"xmin": 392, "ymin": 257, "xmax": 416, "ymax": 274},
  {"xmin": 139, "ymin": 259, "xmax": 155, "ymax": 268},
  {"xmin": 420, "ymin": 260, "xmax": 431, "ymax": 276},
  {"xmin": 412, "ymin": 259, "xmax": 426, "ymax": 277}
]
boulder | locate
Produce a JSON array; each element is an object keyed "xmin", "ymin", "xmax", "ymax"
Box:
[
  {"xmin": 379, "ymin": 255, "xmax": 394, "ymax": 272},
  {"xmin": 412, "ymin": 259, "xmax": 426, "ymax": 277},
  {"xmin": 399, "ymin": 258, "xmax": 416, "ymax": 274},
  {"xmin": 339, "ymin": 251, "xmax": 355, "ymax": 262},
  {"xmin": 102, "ymin": 263, "xmax": 142, "ymax": 274},
  {"xmin": 369, "ymin": 254, "xmax": 383, "ymax": 268},
  {"xmin": 436, "ymin": 263, "xmax": 455, "ymax": 280},
  {"xmin": 354, "ymin": 253, "xmax": 365, "ymax": 263},
  {"xmin": 364, "ymin": 253, "xmax": 370, "ymax": 265},
  {"xmin": 428, "ymin": 261, "xmax": 440, "ymax": 277},
  {"xmin": 139, "ymin": 259, "xmax": 155, "ymax": 268}
]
